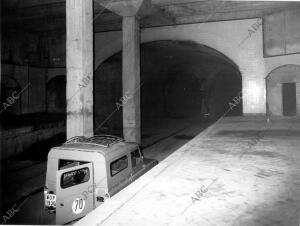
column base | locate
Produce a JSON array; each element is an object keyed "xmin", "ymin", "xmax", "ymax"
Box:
[{"xmin": 123, "ymin": 127, "xmax": 141, "ymax": 144}]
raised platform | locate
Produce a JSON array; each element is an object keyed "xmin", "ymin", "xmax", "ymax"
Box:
[{"xmin": 76, "ymin": 116, "xmax": 300, "ymax": 226}]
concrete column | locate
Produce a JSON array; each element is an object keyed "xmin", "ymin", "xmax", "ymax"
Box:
[
  {"xmin": 122, "ymin": 16, "xmax": 141, "ymax": 144},
  {"xmin": 66, "ymin": 0, "xmax": 93, "ymax": 138},
  {"xmin": 296, "ymin": 83, "xmax": 300, "ymax": 116}
]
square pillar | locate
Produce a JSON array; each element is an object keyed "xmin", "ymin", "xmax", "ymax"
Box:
[
  {"xmin": 122, "ymin": 16, "xmax": 141, "ymax": 144},
  {"xmin": 66, "ymin": 0, "xmax": 93, "ymax": 138},
  {"xmin": 297, "ymin": 83, "xmax": 300, "ymax": 116}
]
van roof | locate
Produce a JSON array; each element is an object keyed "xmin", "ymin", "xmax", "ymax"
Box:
[
  {"xmin": 65, "ymin": 135, "xmax": 125, "ymax": 148},
  {"xmin": 50, "ymin": 135, "xmax": 138, "ymax": 158}
]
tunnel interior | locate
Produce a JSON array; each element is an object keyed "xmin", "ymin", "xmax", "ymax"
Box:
[{"xmin": 94, "ymin": 40, "xmax": 242, "ymax": 136}]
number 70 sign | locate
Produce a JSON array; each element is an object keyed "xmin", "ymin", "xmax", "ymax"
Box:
[{"xmin": 72, "ymin": 198, "xmax": 85, "ymax": 214}]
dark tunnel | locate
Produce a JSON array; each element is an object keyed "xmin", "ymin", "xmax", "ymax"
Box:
[{"xmin": 94, "ymin": 40, "xmax": 242, "ymax": 136}]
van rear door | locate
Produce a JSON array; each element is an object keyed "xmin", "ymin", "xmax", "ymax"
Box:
[{"xmin": 56, "ymin": 163, "xmax": 94, "ymax": 224}]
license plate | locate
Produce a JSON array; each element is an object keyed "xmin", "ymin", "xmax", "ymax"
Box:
[{"xmin": 45, "ymin": 194, "xmax": 56, "ymax": 207}]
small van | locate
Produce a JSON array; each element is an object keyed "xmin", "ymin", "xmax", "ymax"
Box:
[{"xmin": 44, "ymin": 135, "xmax": 157, "ymax": 224}]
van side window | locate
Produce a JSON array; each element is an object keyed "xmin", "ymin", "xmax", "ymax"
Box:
[
  {"xmin": 131, "ymin": 150, "xmax": 140, "ymax": 168},
  {"xmin": 110, "ymin": 155, "xmax": 128, "ymax": 176},
  {"xmin": 61, "ymin": 167, "xmax": 90, "ymax": 189}
]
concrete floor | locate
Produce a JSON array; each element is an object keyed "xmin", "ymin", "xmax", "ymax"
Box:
[
  {"xmin": 0, "ymin": 116, "xmax": 211, "ymax": 225},
  {"xmin": 76, "ymin": 116, "xmax": 300, "ymax": 226}
]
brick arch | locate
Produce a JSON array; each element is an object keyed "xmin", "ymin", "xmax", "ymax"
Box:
[
  {"xmin": 95, "ymin": 37, "xmax": 240, "ymax": 73},
  {"xmin": 266, "ymin": 64, "xmax": 300, "ymax": 116},
  {"xmin": 94, "ymin": 19, "xmax": 265, "ymax": 114}
]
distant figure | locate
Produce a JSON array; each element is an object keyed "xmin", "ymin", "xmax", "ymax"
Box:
[{"xmin": 200, "ymin": 79, "xmax": 210, "ymax": 117}]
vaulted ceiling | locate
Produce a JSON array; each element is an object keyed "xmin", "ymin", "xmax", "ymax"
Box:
[{"xmin": 3, "ymin": 0, "xmax": 300, "ymax": 33}]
